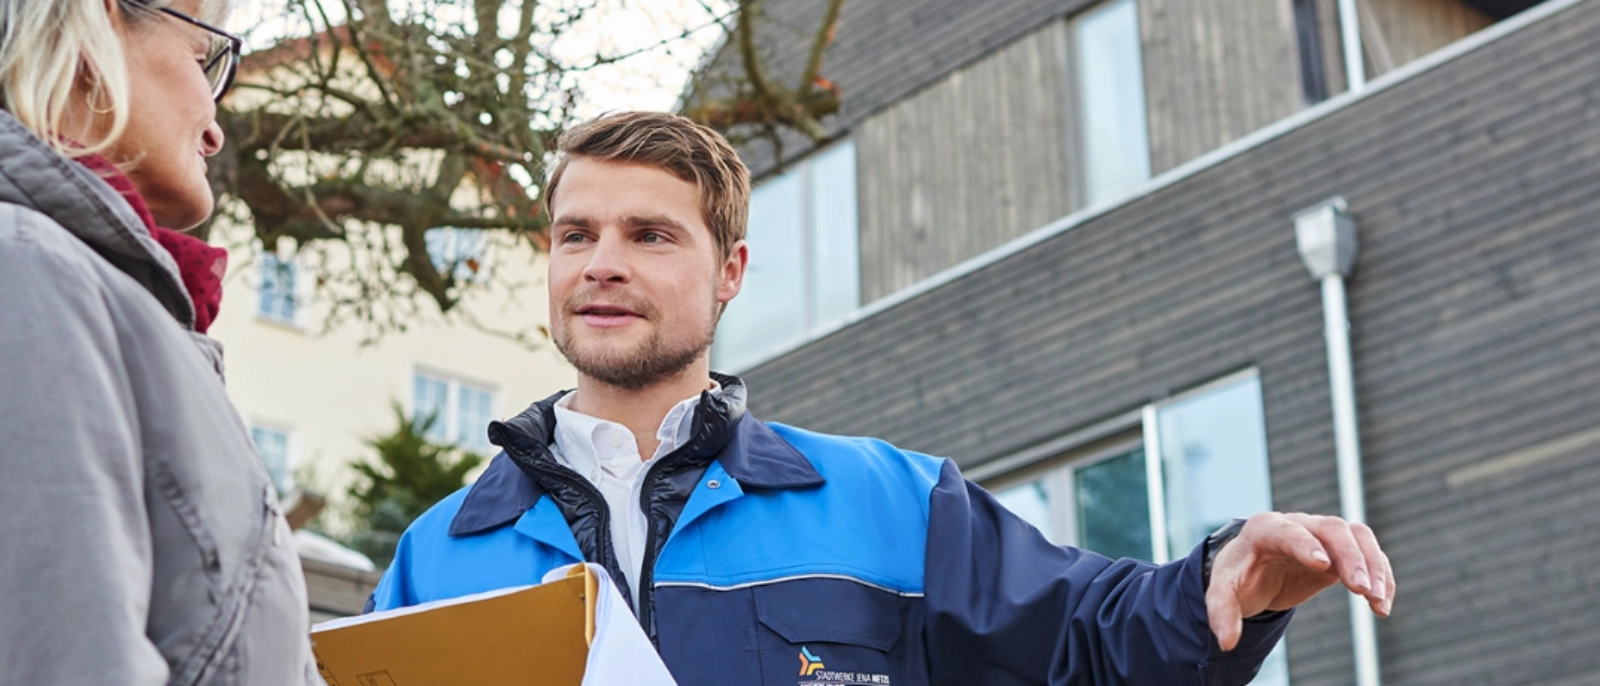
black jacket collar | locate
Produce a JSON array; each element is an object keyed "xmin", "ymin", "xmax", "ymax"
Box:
[{"xmin": 448, "ymin": 374, "xmax": 823, "ymax": 537}]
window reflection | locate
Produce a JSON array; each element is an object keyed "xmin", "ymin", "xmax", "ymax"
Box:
[
  {"xmin": 1075, "ymin": 447, "xmax": 1153, "ymax": 561},
  {"xmin": 713, "ymin": 140, "xmax": 860, "ymax": 370},
  {"xmin": 1076, "ymin": 0, "xmax": 1152, "ymax": 206},
  {"xmin": 1156, "ymin": 376, "xmax": 1274, "ymax": 555}
]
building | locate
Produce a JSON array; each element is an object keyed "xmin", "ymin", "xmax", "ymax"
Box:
[{"xmin": 696, "ymin": 0, "xmax": 1599, "ymax": 683}]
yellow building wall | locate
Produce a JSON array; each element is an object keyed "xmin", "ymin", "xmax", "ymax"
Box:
[{"xmin": 208, "ymin": 224, "xmax": 575, "ymax": 533}]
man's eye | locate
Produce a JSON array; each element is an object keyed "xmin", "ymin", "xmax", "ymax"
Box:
[
  {"xmin": 559, "ymin": 232, "xmax": 587, "ymax": 244},
  {"xmin": 641, "ymin": 232, "xmax": 663, "ymax": 243}
]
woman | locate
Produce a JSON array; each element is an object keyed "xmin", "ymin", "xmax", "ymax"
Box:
[{"xmin": 0, "ymin": 1, "xmax": 317, "ymax": 683}]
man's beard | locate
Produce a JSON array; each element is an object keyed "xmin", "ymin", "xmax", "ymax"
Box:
[{"xmin": 552, "ymin": 291, "xmax": 718, "ymax": 391}]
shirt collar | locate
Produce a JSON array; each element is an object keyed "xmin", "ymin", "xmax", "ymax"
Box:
[
  {"xmin": 449, "ymin": 382, "xmax": 823, "ymax": 538},
  {"xmin": 551, "ymin": 380, "xmax": 723, "ymax": 473}
]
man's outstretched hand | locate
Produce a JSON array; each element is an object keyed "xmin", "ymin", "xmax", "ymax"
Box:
[{"xmin": 1206, "ymin": 513, "xmax": 1396, "ymax": 651}]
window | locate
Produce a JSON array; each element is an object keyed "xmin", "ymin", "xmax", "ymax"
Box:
[
  {"xmin": 248, "ymin": 425, "xmax": 293, "ymax": 495},
  {"xmin": 425, "ymin": 227, "xmax": 488, "ymax": 282},
  {"xmin": 258, "ymin": 252, "xmax": 298, "ymax": 323},
  {"xmin": 1074, "ymin": 0, "xmax": 1152, "ymax": 207},
  {"xmin": 412, "ymin": 371, "xmax": 496, "ymax": 453},
  {"xmin": 713, "ymin": 139, "xmax": 860, "ymax": 371},
  {"xmin": 987, "ymin": 370, "xmax": 1288, "ymax": 684}
]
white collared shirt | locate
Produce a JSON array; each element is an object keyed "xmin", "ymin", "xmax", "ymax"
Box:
[{"xmin": 549, "ymin": 382, "xmax": 720, "ymax": 606}]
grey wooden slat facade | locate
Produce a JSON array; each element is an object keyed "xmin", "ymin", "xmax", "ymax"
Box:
[
  {"xmin": 855, "ymin": 22, "xmax": 1079, "ymax": 302},
  {"xmin": 1138, "ymin": 0, "xmax": 1306, "ymax": 174},
  {"xmin": 737, "ymin": 1, "xmax": 1600, "ymax": 683},
  {"xmin": 690, "ymin": 0, "xmax": 1100, "ymax": 182},
  {"xmin": 713, "ymin": 0, "xmax": 1493, "ymax": 310}
]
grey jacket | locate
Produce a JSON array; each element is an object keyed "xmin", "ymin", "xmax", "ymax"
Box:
[{"xmin": 0, "ymin": 111, "xmax": 317, "ymax": 684}]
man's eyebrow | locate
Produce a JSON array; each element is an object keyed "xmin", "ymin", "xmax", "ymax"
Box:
[
  {"xmin": 551, "ymin": 216, "xmax": 593, "ymax": 229},
  {"xmin": 621, "ymin": 215, "xmax": 690, "ymax": 233}
]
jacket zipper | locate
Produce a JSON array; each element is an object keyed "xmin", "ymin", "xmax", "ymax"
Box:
[{"xmin": 633, "ymin": 448, "xmax": 701, "ymax": 642}]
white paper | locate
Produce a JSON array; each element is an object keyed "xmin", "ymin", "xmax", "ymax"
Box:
[
  {"xmin": 542, "ymin": 564, "xmax": 679, "ymax": 686},
  {"xmin": 311, "ymin": 583, "xmax": 536, "ymax": 633}
]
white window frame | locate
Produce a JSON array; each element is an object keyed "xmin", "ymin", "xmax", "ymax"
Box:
[
  {"xmin": 976, "ymin": 368, "xmax": 1266, "ymax": 563},
  {"xmin": 410, "ymin": 367, "xmax": 498, "ymax": 452},
  {"xmin": 978, "ymin": 368, "xmax": 1289, "ymax": 683}
]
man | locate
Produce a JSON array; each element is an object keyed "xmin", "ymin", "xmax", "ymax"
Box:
[{"xmin": 369, "ymin": 111, "xmax": 1396, "ymax": 685}]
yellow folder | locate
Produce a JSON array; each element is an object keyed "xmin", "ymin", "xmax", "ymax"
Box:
[{"xmin": 310, "ymin": 565, "xmax": 600, "ymax": 686}]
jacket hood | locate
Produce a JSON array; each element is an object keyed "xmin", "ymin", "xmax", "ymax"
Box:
[{"xmin": 0, "ymin": 110, "xmax": 194, "ymax": 328}]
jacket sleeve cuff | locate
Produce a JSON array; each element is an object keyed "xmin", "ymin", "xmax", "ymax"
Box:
[{"xmin": 1177, "ymin": 542, "xmax": 1294, "ymax": 669}]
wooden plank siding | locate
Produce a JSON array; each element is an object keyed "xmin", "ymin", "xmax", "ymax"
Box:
[
  {"xmin": 1138, "ymin": 0, "xmax": 1306, "ymax": 174},
  {"xmin": 1364, "ymin": 0, "xmax": 1496, "ymax": 76},
  {"xmin": 737, "ymin": 1, "xmax": 1600, "ymax": 684},
  {"xmin": 855, "ymin": 22, "xmax": 1079, "ymax": 303},
  {"xmin": 690, "ymin": 0, "xmax": 1101, "ymax": 182}
]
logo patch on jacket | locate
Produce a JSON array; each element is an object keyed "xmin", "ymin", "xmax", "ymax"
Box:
[
  {"xmin": 800, "ymin": 646, "xmax": 825, "ymax": 676},
  {"xmin": 797, "ymin": 646, "xmax": 892, "ymax": 685}
]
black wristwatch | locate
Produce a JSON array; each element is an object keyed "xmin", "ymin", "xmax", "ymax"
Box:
[
  {"xmin": 1203, "ymin": 517, "xmax": 1287, "ymax": 623},
  {"xmin": 1201, "ymin": 518, "xmax": 1249, "ymax": 591}
]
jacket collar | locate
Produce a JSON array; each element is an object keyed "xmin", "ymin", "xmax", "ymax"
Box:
[
  {"xmin": 448, "ymin": 374, "xmax": 824, "ymax": 537},
  {"xmin": 0, "ymin": 110, "xmax": 194, "ymax": 327}
]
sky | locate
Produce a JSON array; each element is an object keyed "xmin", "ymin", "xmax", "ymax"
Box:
[{"xmin": 228, "ymin": 0, "xmax": 732, "ymax": 116}]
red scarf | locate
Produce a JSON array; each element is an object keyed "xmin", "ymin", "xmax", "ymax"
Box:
[{"xmin": 74, "ymin": 154, "xmax": 228, "ymax": 333}]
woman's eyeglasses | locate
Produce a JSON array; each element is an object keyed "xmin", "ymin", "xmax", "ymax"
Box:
[{"xmin": 147, "ymin": 4, "xmax": 243, "ymax": 103}]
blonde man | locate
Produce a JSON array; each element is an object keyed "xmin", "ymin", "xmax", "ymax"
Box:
[{"xmin": 372, "ymin": 111, "xmax": 1396, "ymax": 685}]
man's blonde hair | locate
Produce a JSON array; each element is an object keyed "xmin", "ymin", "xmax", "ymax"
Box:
[
  {"xmin": 0, "ymin": 0, "xmax": 230, "ymax": 157},
  {"xmin": 544, "ymin": 111, "xmax": 751, "ymax": 258}
]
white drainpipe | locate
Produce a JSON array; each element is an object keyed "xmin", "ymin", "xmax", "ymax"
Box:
[
  {"xmin": 1295, "ymin": 198, "xmax": 1381, "ymax": 686},
  {"xmin": 1339, "ymin": 0, "xmax": 1368, "ymax": 92}
]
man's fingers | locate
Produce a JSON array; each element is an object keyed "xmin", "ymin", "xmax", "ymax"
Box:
[
  {"xmin": 1305, "ymin": 515, "xmax": 1371, "ymax": 595},
  {"xmin": 1271, "ymin": 518, "xmax": 1334, "ymax": 571},
  {"xmin": 1352, "ymin": 523, "xmax": 1395, "ymax": 615},
  {"xmin": 1206, "ymin": 578, "xmax": 1244, "ymax": 653}
]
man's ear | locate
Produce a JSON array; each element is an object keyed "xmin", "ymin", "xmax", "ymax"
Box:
[{"xmin": 716, "ymin": 240, "xmax": 749, "ymax": 306}]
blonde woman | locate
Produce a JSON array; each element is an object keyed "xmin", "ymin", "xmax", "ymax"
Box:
[{"xmin": 0, "ymin": 1, "xmax": 317, "ymax": 683}]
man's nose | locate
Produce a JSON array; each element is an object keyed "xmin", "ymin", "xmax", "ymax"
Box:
[{"xmin": 581, "ymin": 234, "xmax": 630, "ymax": 283}]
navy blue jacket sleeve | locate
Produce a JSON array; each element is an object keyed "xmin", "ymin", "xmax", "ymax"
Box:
[{"xmin": 923, "ymin": 459, "xmax": 1290, "ymax": 685}]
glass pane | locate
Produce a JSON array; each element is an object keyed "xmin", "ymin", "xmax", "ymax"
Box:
[
  {"xmin": 455, "ymin": 384, "xmax": 492, "ymax": 450},
  {"xmin": 993, "ymin": 479, "xmax": 1053, "ymax": 541},
  {"xmin": 412, "ymin": 374, "xmax": 450, "ymax": 443},
  {"xmin": 258, "ymin": 253, "xmax": 297, "ymax": 321},
  {"xmin": 1154, "ymin": 374, "xmax": 1287, "ymax": 685},
  {"xmin": 1076, "ymin": 0, "xmax": 1152, "ymax": 206},
  {"xmin": 1075, "ymin": 447, "xmax": 1153, "ymax": 561},
  {"xmin": 809, "ymin": 140, "xmax": 860, "ymax": 325},
  {"xmin": 713, "ymin": 168, "xmax": 808, "ymax": 370},
  {"xmin": 1156, "ymin": 375, "xmax": 1275, "ymax": 554}
]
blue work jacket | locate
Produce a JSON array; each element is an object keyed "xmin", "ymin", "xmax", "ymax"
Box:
[{"xmin": 370, "ymin": 392, "xmax": 1289, "ymax": 685}]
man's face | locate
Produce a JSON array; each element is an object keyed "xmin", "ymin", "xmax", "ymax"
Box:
[{"xmin": 547, "ymin": 157, "xmax": 747, "ymax": 390}]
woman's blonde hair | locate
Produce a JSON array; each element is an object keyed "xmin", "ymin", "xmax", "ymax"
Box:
[{"xmin": 0, "ymin": 0, "xmax": 232, "ymax": 157}]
